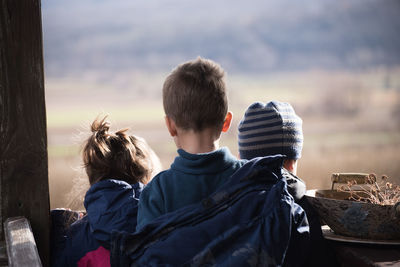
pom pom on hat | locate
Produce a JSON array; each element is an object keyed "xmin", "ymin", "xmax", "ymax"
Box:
[{"xmin": 238, "ymin": 101, "xmax": 303, "ymax": 160}]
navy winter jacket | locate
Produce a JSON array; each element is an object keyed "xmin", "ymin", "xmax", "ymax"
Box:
[
  {"xmin": 111, "ymin": 156, "xmax": 310, "ymax": 266},
  {"xmin": 52, "ymin": 179, "xmax": 143, "ymax": 267}
]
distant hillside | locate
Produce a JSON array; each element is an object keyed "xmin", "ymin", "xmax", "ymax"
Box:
[{"xmin": 42, "ymin": 0, "xmax": 400, "ymax": 76}]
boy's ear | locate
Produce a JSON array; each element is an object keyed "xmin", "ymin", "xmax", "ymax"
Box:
[
  {"xmin": 165, "ymin": 116, "xmax": 178, "ymax": 137},
  {"xmin": 221, "ymin": 111, "xmax": 233, "ymax": 133},
  {"xmin": 283, "ymin": 159, "xmax": 298, "ymax": 175}
]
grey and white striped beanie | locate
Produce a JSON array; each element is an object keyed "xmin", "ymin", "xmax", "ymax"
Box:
[{"xmin": 238, "ymin": 101, "xmax": 303, "ymax": 160}]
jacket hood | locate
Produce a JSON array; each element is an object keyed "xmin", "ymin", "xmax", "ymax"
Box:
[{"xmin": 84, "ymin": 179, "xmax": 143, "ymax": 247}]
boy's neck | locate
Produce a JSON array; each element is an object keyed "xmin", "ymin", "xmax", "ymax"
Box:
[{"xmin": 174, "ymin": 128, "xmax": 221, "ymax": 154}]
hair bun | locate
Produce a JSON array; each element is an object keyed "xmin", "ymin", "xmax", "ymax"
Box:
[{"xmin": 91, "ymin": 116, "xmax": 110, "ymax": 138}]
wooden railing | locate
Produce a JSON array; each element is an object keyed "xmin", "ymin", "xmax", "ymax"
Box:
[{"xmin": 2, "ymin": 217, "xmax": 42, "ymax": 267}]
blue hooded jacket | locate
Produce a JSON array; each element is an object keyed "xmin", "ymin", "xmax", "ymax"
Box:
[
  {"xmin": 53, "ymin": 179, "xmax": 143, "ymax": 267},
  {"xmin": 111, "ymin": 156, "xmax": 310, "ymax": 267}
]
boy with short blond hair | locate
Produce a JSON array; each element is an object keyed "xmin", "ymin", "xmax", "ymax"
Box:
[{"xmin": 136, "ymin": 58, "xmax": 245, "ymax": 230}]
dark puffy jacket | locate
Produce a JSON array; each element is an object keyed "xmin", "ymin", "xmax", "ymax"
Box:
[
  {"xmin": 111, "ymin": 156, "xmax": 310, "ymax": 267},
  {"xmin": 52, "ymin": 179, "xmax": 142, "ymax": 267}
]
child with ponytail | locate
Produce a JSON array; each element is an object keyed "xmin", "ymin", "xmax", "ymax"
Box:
[{"xmin": 52, "ymin": 116, "xmax": 161, "ymax": 267}]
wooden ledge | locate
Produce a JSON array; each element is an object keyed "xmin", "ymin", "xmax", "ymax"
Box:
[{"xmin": 4, "ymin": 217, "xmax": 42, "ymax": 267}]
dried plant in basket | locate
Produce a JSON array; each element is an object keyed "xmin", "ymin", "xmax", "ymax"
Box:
[{"xmin": 337, "ymin": 173, "xmax": 400, "ymax": 205}]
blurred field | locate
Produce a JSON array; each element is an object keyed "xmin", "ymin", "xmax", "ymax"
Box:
[{"xmin": 46, "ymin": 68, "xmax": 400, "ymax": 209}]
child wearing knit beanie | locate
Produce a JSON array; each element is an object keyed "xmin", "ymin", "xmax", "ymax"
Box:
[
  {"xmin": 238, "ymin": 101, "xmax": 303, "ymax": 175},
  {"xmin": 238, "ymin": 101, "xmax": 338, "ymax": 267},
  {"xmin": 238, "ymin": 101, "xmax": 305, "ymax": 200}
]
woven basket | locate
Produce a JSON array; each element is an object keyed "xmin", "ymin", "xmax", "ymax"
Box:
[{"xmin": 305, "ymin": 189, "xmax": 400, "ymax": 240}]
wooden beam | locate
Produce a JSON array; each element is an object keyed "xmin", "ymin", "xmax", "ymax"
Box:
[
  {"xmin": 0, "ymin": 0, "xmax": 50, "ymax": 266},
  {"xmin": 0, "ymin": 241, "xmax": 7, "ymax": 266},
  {"xmin": 5, "ymin": 217, "xmax": 42, "ymax": 267}
]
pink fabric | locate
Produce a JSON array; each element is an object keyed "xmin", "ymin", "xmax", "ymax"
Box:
[{"xmin": 77, "ymin": 246, "xmax": 110, "ymax": 267}]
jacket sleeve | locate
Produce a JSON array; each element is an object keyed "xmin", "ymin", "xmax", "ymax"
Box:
[
  {"xmin": 284, "ymin": 203, "xmax": 311, "ymax": 267},
  {"xmin": 52, "ymin": 231, "xmax": 74, "ymax": 267},
  {"xmin": 136, "ymin": 176, "xmax": 165, "ymax": 231},
  {"xmin": 52, "ymin": 218, "xmax": 91, "ymax": 267},
  {"xmin": 50, "ymin": 209, "xmax": 80, "ymax": 267}
]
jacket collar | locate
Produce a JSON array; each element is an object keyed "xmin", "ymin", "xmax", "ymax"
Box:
[{"xmin": 171, "ymin": 147, "xmax": 239, "ymax": 175}]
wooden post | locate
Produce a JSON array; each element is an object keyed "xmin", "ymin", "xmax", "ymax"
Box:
[{"xmin": 0, "ymin": 0, "xmax": 50, "ymax": 266}]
